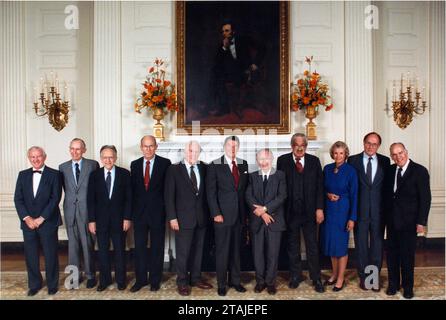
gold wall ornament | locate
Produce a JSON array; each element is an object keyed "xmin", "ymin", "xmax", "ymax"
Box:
[
  {"xmin": 33, "ymin": 71, "xmax": 70, "ymax": 131},
  {"xmin": 152, "ymin": 107, "xmax": 165, "ymax": 141},
  {"xmin": 389, "ymin": 72, "xmax": 428, "ymax": 129}
]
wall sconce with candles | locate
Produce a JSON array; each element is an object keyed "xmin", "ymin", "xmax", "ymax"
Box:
[
  {"xmin": 33, "ymin": 71, "xmax": 70, "ymax": 131},
  {"xmin": 388, "ymin": 72, "xmax": 428, "ymax": 129}
]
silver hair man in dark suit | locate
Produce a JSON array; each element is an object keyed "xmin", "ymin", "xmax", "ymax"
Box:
[
  {"xmin": 245, "ymin": 149, "xmax": 287, "ymax": 295},
  {"xmin": 59, "ymin": 138, "xmax": 99, "ymax": 289}
]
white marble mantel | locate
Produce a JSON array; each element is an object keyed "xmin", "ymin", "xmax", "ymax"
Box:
[{"xmin": 156, "ymin": 136, "xmax": 327, "ymax": 171}]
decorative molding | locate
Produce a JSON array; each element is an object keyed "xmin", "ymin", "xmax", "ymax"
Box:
[
  {"xmin": 133, "ymin": 2, "xmax": 171, "ymax": 29},
  {"xmin": 429, "ymin": 1, "xmax": 445, "ymax": 191},
  {"xmin": 294, "ymin": 44, "xmax": 332, "ymax": 62},
  {"xmin": 93, "ymin": 2, "xmax": 122, "ymax": 161},
  {"xmin": 134, "ymin": 44, "xmax": 170, "ymax": 63},
  {"xmin": 388, "ymin": 50, "xmax": 418, "ymax": 67},
  {"xmin": 294, "ymin": 2, "xmax": 332, "ymax": 29},
  {"xmin": 37, "ymin": 8, "xmax": 76, "ymax": 38},
  {"xmin": 345, "ymin": 1, "xmax": 374, "ymax": 153},
  {"xmin": 38, "ymin": 50, "xmax": 77, "ymax": 68},
  {"xmin": 1, "ymin": 1, "xmax": 27, "ymax": 194},
  {"xmin": 388, "ymin": 9, "xmax": 416, "ymax": 36}
]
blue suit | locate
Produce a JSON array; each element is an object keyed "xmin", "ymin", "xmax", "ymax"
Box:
[
  {"xmin": 348, "ymin": 152, "xmax": 390, "ymax": 279},
  {"xmin": 14, "ymin": 166, "xmax": 62, "ymax": 291},
  {"xmin": 321, "ymin": 163, "xmax": 358, "ymax": 257}
]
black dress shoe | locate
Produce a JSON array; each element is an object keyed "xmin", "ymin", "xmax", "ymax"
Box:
[
  {"xmin": 217, "ymin": 287, "xmax": 227, "ymax": 296},
  {"xmin": 332, "ymin": 281, "xmax": 345, "ymax": 292},
  {"xmin": 359, "ymin": 278, "xmax": 368, "ymax": 291},
  {"xmin": 117, "ymin": 283, "xmax": 126, "ymax": 291},
  {"xmin": 267, "ymin": 285, "xmax": 277, "ymax": 295},
  {"xmin": 254, "ymin": 283, "xmax": 266, "ymax": 293},
  {"xmin": 230, "ymin": 284, "xmax": 247, "ymax": 293},
  {"xmin": 97, "ymin": 283, "xmax": 110, "ymax": 292},
  {"xmin": 27, "ymin": 288, "xmax": 40, "ymax": 296},
  {"xmin": 289, "ymin": 276, "xmax": 304, "ymax": 289},
  {"xmin": 86, "ymin": 279, "xmax": 97, "ymax": 289},
  {"xmin": 386, "ymin": 287, "xmax": 398, "ymax": 296},
  {"xmin": 150, "ymin": 284, "xmax": 160, "ymax": 292},
  {"xmin": 313, "ymin": 279, "xmax": 325, "ymax": 293},
  {"xmin": 48, "ymin": 288, "xmax": 58, "ymax": 295},
  {"xmin": 403, "ymin": 289, "xmax": 414, "ymax": 299},
  {"xmin": 130, "ymin": 283, "xmax": 145, "ymax": 292}
]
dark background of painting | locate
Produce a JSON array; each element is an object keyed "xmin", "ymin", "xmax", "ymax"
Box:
[{"xmin": 185, "ymin": 1, "xmax": 280, "ymax": 125}]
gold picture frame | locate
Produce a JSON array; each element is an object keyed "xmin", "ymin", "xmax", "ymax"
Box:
[{"xmin": 175, "ymin": 1, "xmax": 290, "ymax": 135}]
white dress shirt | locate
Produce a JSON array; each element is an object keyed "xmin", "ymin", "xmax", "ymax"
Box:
[
  {"xmin": 393, "ymin": 159, "xmax": 410, "ymax": 192},
  {"xmin": 363, "ymin": 153, "xmax": 377, "ymax": 183},
  {"xmin": 184, "ymin": 160, "xmax": 200, "ymax": 189},
  {"xmin": 33, "ymin": 165, "xmax": 45, "ymax": 197},
  {"xmin": 104, "ymin": 166, "xmax": 116, "ymax": 199},
  {"xmin": 143, "ymin": 156, "xmax": 155, "ymax": 178}
]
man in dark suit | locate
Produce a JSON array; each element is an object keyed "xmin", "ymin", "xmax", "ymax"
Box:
[
  {"xmin": 87, "ymin": 145, "xmax": 132, "ymax": 292},
  {"xmin": 277, "ymin": 133, "xmax": 325, "ymax": 293},
  {"xmin": 348, "ymin": 132, "xmax": 390, "ymax": 291},
  {"xmin": 211, "ymin": 21, "xmax": 266, "ymax": 118},
  {"xmin": 207, "ymin": 135, "xmax": 249, "ymax": 296},
  {"xmin": 245, "ymin": 149, "xmax": 287, "ymax": 295},
  {"xmin": 384, "ymin": 142, "xmax": 431, "ymax": 299},
  {"xmin": 165, "ymin": 141, "xmax": 213, "ymax": 296},
  {"xmin": 130, "ymin": 135, "xmax": 171, "ymax": 293},
  {"xmin": 14, "ymin": 146, "xmax": 62, "ymax": 296},
  {"xmin": 59, "ymin": 138, "xmax": 99, "ymax": 289}
]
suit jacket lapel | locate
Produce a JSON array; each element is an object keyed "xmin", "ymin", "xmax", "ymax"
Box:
[
  {"xmin": 66, "ymin": 162, "xmax": 78, "ymax": 190},
  {"xmin": 26, "ymin": 169, "xmax": 35, "ymax": 200},
  {"xmin": 222, "ymin": 156, "xmax": 236, "ymax": 189},
  {"xmin": 197, "ymin": 162, "xmax": 205, "ymax": 195},
  {"xmin": 181, "ymin": 162, "xmax": 197, "ymax": 193},
  {"xmin": 373, "ymin": 156, "xmax": 385, "ymax": 186},
  {"xmin": 110, "ymin": 168, "xmax": 120, "ymax": 199},
  {"xmin": 34, "ymin": 168, "xmax": 48, "ymax": 199},
  {"xmin": 264, "ymin": 168, "xmax": 277, "ymax": 201},
  {"xmin": 397, "ymin": 161, "xmax": 413, "ymax": 192},
  {"xmin": 149, "ymin": 156, "xmax": 159, "ymax": 190},
  {"xmin": 76, "ymin": 160, "xmax": 89, "ymax": 189},
  {"xmin": 358, "ymin": 153, "xmax": 371, "ymax": 187}
]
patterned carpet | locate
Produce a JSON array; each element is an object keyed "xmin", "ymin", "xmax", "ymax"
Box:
[{"xmin": 1, "ymin": 267, "xmax": 444, "ymax": 300}]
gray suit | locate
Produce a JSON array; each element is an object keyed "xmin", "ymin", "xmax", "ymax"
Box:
[
  {"xmin": 59, "ymin": 158, "xmax": 99, "ymax": 279},
  {"xmin": 245, "ymin": 168, "xmax": 287, "ymax": 286}
]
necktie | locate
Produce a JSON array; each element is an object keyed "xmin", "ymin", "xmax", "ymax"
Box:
[
  {"xmin": 75, "ymin": 163, "xmax": 80, "ymax": 185},
  {"xmin": 295, "ymin": 157, "xmax": 303, "ymax": 173},
  {"xmin": 263, "ymin": 175, "xmax": 268, "ymax": 195},
  {"xmin": 396, "ymin": 167, "xmax": 403, "ymax": 190},
  {"xmin": 366, "ymin": 157, "xmax": 373, "ymax": 184},
  {"xmin": 190, "ymin": 165, "xmax": 198, "ymax": 193},
  {"xmin": 231, "ymin": 160, "xmax": 240, "ymax": 189},
  {"xmin": 106, "ymin": 171, "xmax": 111, "ymax": 197},
  {"xmin": 33, "ymin": 170, "xmax": 42, "ymax": 174},
  {"xmin": 144, "ymin": 160, "xmax": 150, "ymax": 191}
]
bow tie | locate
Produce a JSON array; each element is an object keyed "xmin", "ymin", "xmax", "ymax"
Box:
[{"xmin": 33, "ymin": 170, "xmax": 42, "ymax": 174}]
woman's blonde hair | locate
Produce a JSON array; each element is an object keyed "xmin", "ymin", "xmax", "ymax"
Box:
[{"xmin": 329, "ymin": 141, "xmax": 350, "ymax": 160}]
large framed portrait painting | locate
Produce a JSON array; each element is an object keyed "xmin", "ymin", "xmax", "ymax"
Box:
[{"xmin": 176, "ymin": 1, "xmax": 290, "ymax": 134}]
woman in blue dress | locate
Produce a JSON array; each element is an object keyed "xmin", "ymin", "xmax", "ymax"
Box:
[{"xmin": 321, "ymin": 141, "xmax": 358, "ymax": 291}]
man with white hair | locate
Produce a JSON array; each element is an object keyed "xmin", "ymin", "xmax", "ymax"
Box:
[
  {"xmin": 384, "ymin": 142, "xmax": 431, "ymax": 299},
  {"xmin": 14, "ymin": 146, "xmax": 62, "ymax": 296},
  {"xmin": 164, "ymin": 141, "xmax": 212, "ymax": 296}
]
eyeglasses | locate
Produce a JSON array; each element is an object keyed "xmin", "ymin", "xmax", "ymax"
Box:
[{"xmin": 365, "ymin": 142, "xmax": 379, "ymax": 148}]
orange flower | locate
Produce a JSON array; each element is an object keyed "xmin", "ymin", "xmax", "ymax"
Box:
[
  {"xmin": 303, "ymin": 70, "xmax": 309, "ymax": 76},
  {"xmin": 325, "ymin": 104, "xmax": 333, "ymax": 111},
  {"xmin": 148, "ymin": 67, "xmax": 154, "ymax": 73},
  {"xmin": 163, "ymin": 80, "xmax": 171, "ymax": 87},
  {"xmin": 303, "ymin": 97, "xmax": 310, "ymax": 105}
]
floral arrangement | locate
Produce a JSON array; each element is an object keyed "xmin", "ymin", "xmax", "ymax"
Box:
[
  {"xmin": 291, "ymin": 56, "xmax": 333, "ymax": 112},
  {"xmin": 134, "ymin": 58, "xmax": 178, "ymax": 114}
]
